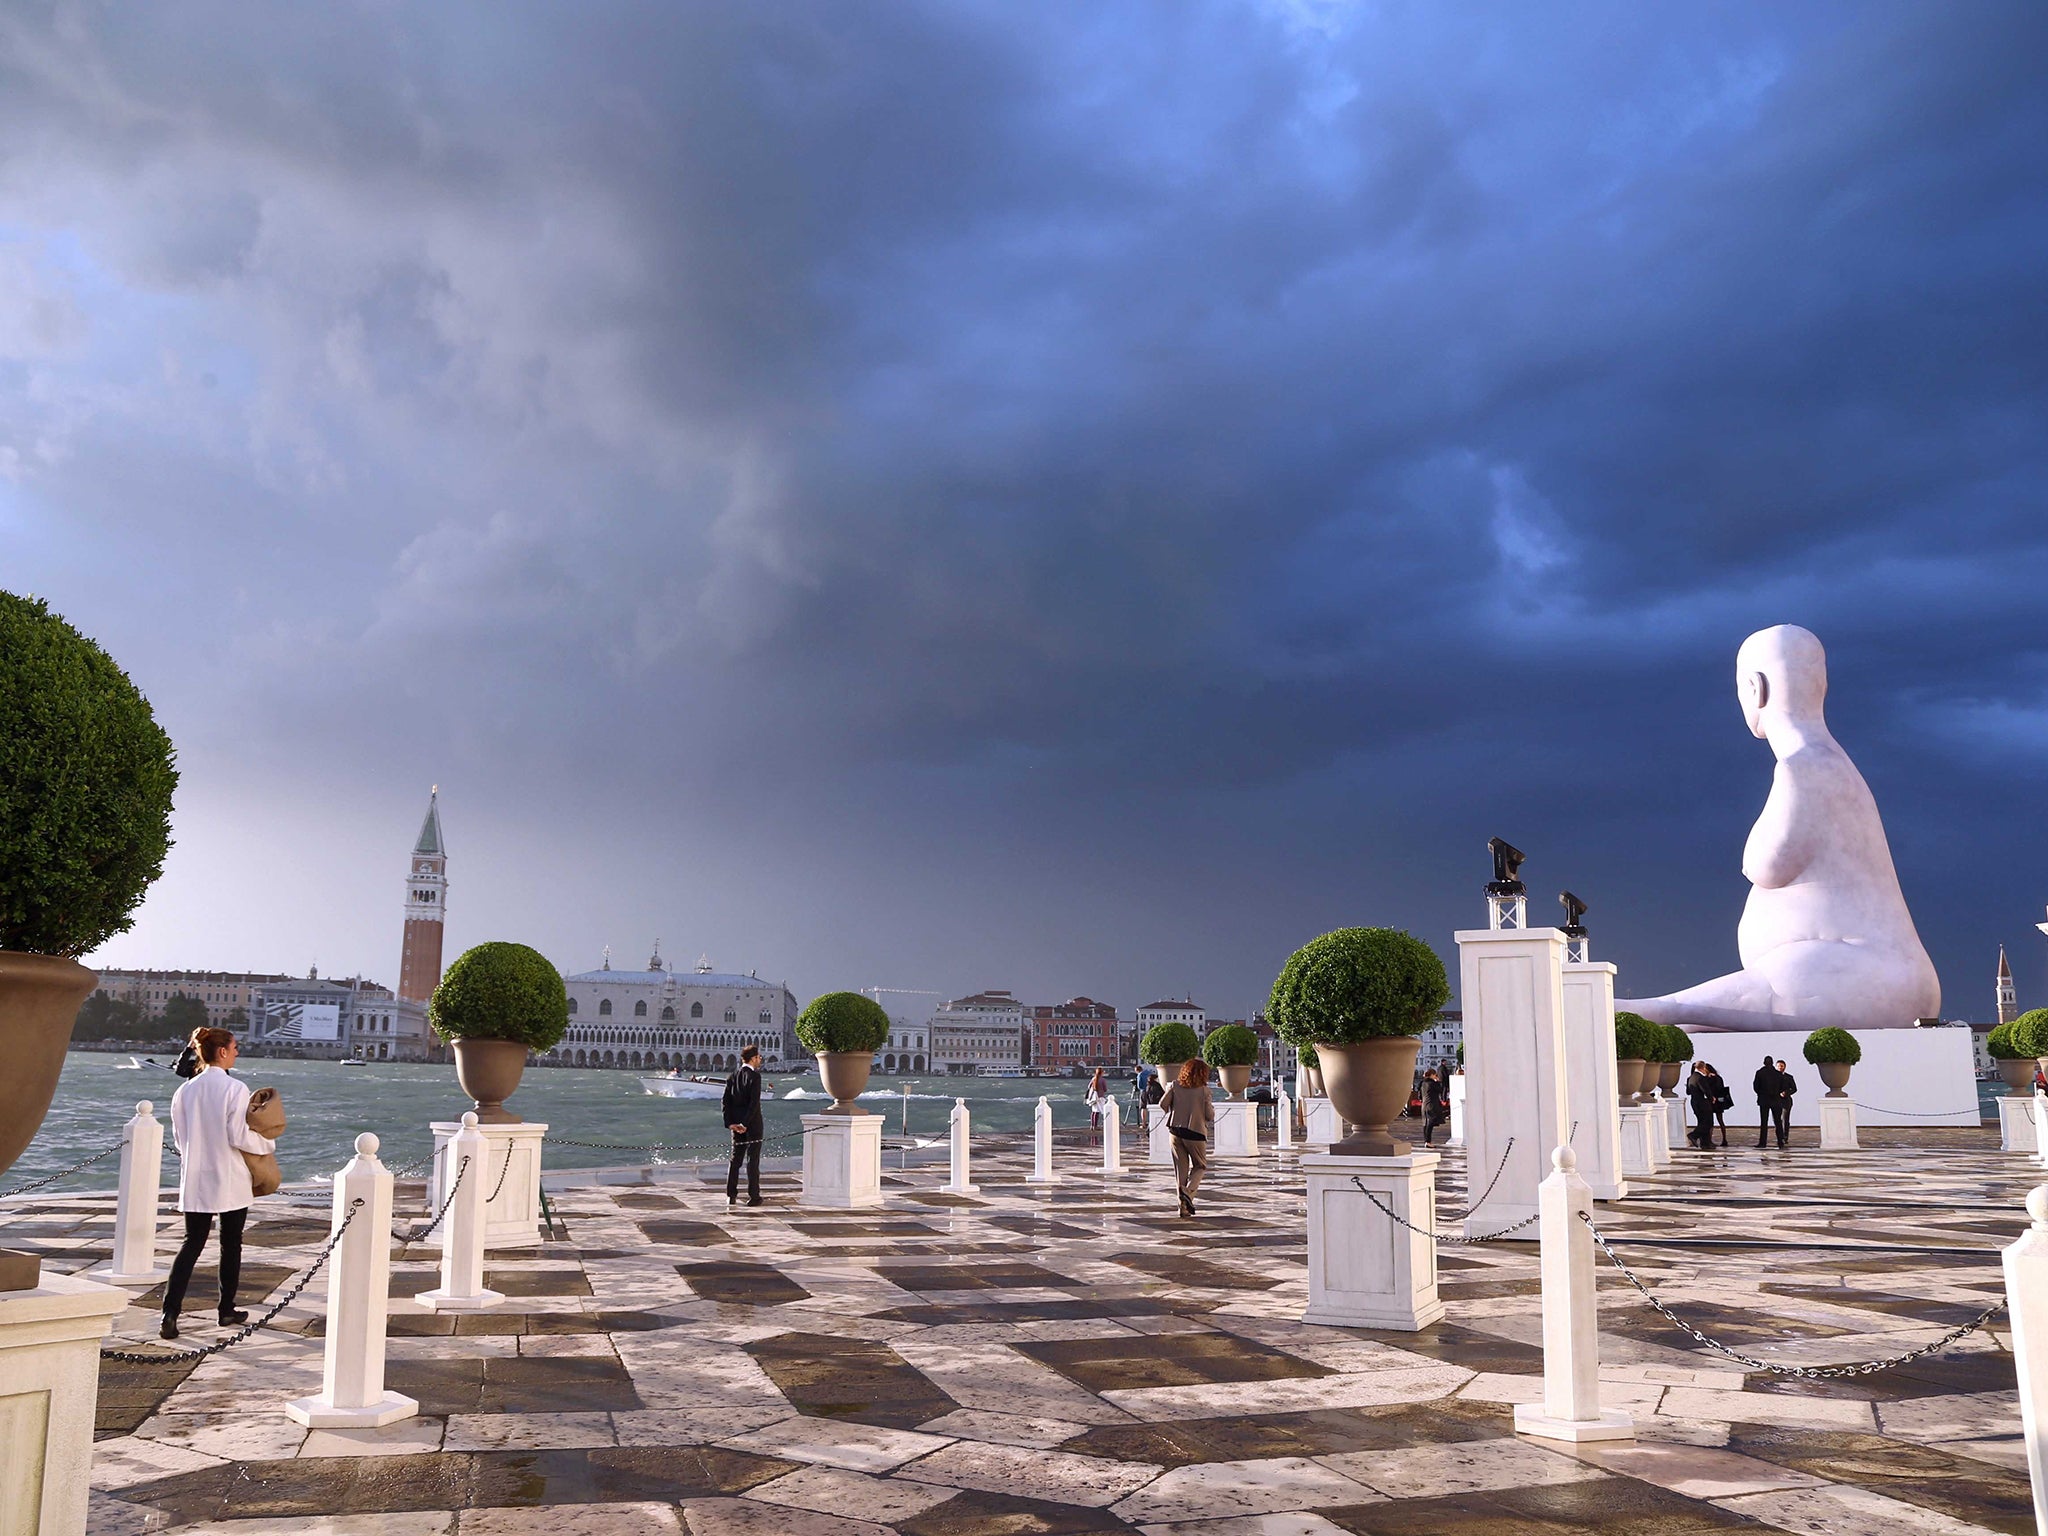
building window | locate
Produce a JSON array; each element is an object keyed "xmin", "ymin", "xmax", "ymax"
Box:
[
  {"xmin": 568, "ymin": 998, "xmax": 579, "ymax": 1015},
  {"xmin": 758, "ymin": 1009, "xmax": 772, "ymax": 1024},
  {"xmin": 661, "ymin": 1005, "xmax": 675, "ymax": 1021},
  {"xmin": 634, "ymin": 1000, "xmax": 648, "ymax": 1017},
  {"xmin": 599, "ymin": 999, "xmax": 613, "ymax": 1017},
  {"xmin": 691, "ymin": 1002, "xmax": 704, "ymax": 1019},
  {"xmin": 724, "ymin": 1008, "xmax": 736, "ymax": 1024}
]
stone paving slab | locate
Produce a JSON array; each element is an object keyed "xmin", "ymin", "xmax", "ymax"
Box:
[{"xmin": 5, "ymin": 1121, "xmax": 2039, "ymax": 1533}]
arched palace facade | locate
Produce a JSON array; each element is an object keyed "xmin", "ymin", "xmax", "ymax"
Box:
[{"xmin": 542, "ymin": 947, "xmax": 800, "ymax": 1073}]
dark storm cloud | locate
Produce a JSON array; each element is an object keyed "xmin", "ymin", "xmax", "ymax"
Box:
[{"xmin": 3, "ymin": 1, "xmax": 2046, "ymax": 1012}]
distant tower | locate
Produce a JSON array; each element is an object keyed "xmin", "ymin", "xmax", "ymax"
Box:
[
  {"xmin": 1998, "ymin": 945, "xmax": 2018, "ymax": 1026},
  {"xmin": 398, "ymin": 788, "xmax": 448, "ymax": 1004}
]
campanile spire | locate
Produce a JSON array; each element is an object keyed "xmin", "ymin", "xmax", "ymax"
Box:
[{"xmin": 399, "ymin": 788, "xmax": 448, "ymax": 1004}]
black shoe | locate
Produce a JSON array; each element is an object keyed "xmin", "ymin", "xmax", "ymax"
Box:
[
  {"xmin": 1178, "ymin": 1193, "xmax": 1193, "ymax": 1217},
  {"xmin": 217, "ymin": 1309, "xmax": 249, "ymax": 1327},
  {"xmin": 746, "ymin": 1198, "xmax": 763, "ymax": 1207},
  {"xmin": 159, "ymin": 1318, "xmax": 179, "ymax": 1341}
]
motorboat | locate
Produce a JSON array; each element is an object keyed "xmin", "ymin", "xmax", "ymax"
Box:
[
  {"xmin": 638, "ymin": 1072, "xmax": 725, "ymax": 1100},
  {"xmin": 339, "ymin": 1058, "xmax": 368, "ymax": 1067}
]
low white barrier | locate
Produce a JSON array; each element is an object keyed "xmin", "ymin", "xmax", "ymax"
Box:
[{"xmin": 286, "ymin": 1134, "xmax": 417, "ymax": 1428}]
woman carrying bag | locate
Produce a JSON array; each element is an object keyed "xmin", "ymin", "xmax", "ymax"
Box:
[
  {"xmin": 161, "ymin": 1027, "xmax": 277, "ymax": 1340},
  {"xmin": 1159, "ymin": 1059, "xmax": 1215, "ymax": 1218}
]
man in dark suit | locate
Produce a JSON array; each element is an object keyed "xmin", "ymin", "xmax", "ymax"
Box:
[
  {"xmin": 1753, "ymin": 1054, "xmax": 1778, "ymax": 1149},
  {"xmin": 1771, "ymin": 1058, "xmax": 1796, "ymax": 1149},
  {"xmin": 724, "ymin": 1045, "xmax": 764, "ymax": 1207}
]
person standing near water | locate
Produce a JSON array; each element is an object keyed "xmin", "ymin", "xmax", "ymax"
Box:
[
  {"xmin": 1159, "ymin": 1060, "xmax": 1214, "ymax": 1218},
  {"xmin": 723, "ymin": 1045, "xmax": 764, "ymax": 1207},
  {"xmin": 161, "ymin": 1028, "xmax": 274, "ymax": 1340}
]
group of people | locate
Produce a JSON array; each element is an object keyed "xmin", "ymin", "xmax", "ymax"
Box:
[{"xmin": 1684, "ymin": 1053, "xmax": 1800, "ymax": 1150}]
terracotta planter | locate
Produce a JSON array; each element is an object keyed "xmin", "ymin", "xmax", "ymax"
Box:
[
  {"xmin": 1998, "ymin": 1058, "xmax": 2035, "ymax": 1093},
  {"xmin": 451, "ymin": 1038, "xmax": 529, "ymax": 1124},
  {"xmin": 1615, "ymin": 1058, "xmax": 1646, "ymax": 1105},
  {"xmin": 1218, "ymin": 1063, "xmax": 1253, "ymax": 1100},
  {"xmin": 1816, "ymin": 1061, "xmax": 1853, "ymax": 1098},
  {"xmin": 0, "ymin": 952, "xmax": 97, "ymax": 1178},
  {"xmin": 1657, "ymin": 1062, "xmax": 1682, "ymax": 1097},
  {"xmin": 1317, "ymin": 1037, "xmax": 1422, "ymax": 1157},
  {"xmin": 817, "ymin": 1050, "xmax": 875, "ymax": 1113}
]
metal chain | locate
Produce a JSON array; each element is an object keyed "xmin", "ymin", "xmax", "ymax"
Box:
[
  {"xmin": 1349, "ymin": 1177, "xmax": 1542, "ymax": 1244},
  {"xmin": 101, "ymin": 1197, "xmax": 367, "ymax": 1363},
  {"xmin": 0, "ymin": 1143, "xmax": 121, "ymax": 1199},
  {"xmin": 485, "ymin": 1141, "xmax": 516, "ymax": 1202},
  {"xmin": 543, "ymin": 1128, "xmax": 808, "ymax": 1155},
  {"xmin": 1579, "ymin": 1211, "xmax": 2005, "ymax": 1377},
  {"xmin": 1459, "ymin": 1136, "xmax": 1517, "ymax": 1216},
  {"xmin": 1850, "ymin": 1102, "xmax": 1981, "ymax": 1119},
  {"xmin": 395, "ymin": 1155, "xmax": 468, "ymax": 1243}
]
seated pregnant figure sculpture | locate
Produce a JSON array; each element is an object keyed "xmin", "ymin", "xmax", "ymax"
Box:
[{"xmin": 1617, "ymin": 624, "xmax": 1939, "ymax": 1033}]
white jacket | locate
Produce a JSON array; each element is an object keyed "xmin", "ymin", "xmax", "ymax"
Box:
[{"xmin": 170, "ymin": 1066, "xmax": 277, "ymax": 1214}]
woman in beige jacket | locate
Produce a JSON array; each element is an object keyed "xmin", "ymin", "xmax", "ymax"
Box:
[{"xmin": 1159, "ymin": 1059, "xmax": 1215, "ymax": 1217}]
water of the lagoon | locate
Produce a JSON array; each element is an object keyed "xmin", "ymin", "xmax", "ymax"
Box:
[{"xmin": 9, "ymin": 1052, "xmax": 1113, "ymax": 1193}]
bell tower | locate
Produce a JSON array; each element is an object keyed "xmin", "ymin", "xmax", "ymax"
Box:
[
  {"xmin": 1998, "ymin": 945, "xmax": 2018, "ymax": 1026},
  {"xmin": 399, "ymin": 788, "xmax": 448, "ymax": 1004}
]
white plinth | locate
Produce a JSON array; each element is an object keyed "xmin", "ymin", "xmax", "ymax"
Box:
[
  {"xmin": 1302, "ymin": 1151, "xmax": 1443, "ymax": 1331},
  {"xmin": 1559, "ymin": 966, "xmax": 1625, "ymax": 1201},
  {"xmin": 1146, "ymin": 1104, "xmax": 1172, "ymax": 1165},
  {"xmin": 1515, "ymin": 1404, "xmax": 1638, "ymax": 1442},
  {"xmin": 1643, "ymin": 1102, "xmax": 1671, "ymax": 1171},
  {"xmin": 1999, "ymin": 1189, "xmax": 2048, "ymax": 1535},
  {"xmin": 1448, "ymin": 1075, "xmax": 1466, "ymax": 1147},
  {"xmin": 0, "ymin": 1273, "xmax": 129, "ymax": 1536},
  {"xmin": 427, "ymin": 1121, "xmax": 545, "ymax": 1250},
  {"xmin": 288, "ymin": 1135, "xmax": 418, "ymax": 1430},
  {"xmin": 1303, "ymin": 1096, "xmax": 1342, "ymax": 1150},
  {"xmin": 2002, "ymin": 1096, "xmax": 2039, "ymax": 1155},
  {"xmin": 1663, "ymin": 1094, "xmax": 1686, "ymax": 1150},
  {"xmin": 1618, "ymin": 1104, "xmax": 1658, "ymax": 1178},
  {"xmin": 1456, "ymin": 925, "xmax": 1571, "ymax": 1239},
  {"xmin": 801, "ymin": 1114, "xmax": 884, "ymax": 1208},
  {"xmin": 1818, "ymin": 1097, "xmax": 1859, "ymax": 1150},
  {"xmin": 93, "ymin": 1101, "xmax": 169, "ymax": 1285},
  {"xmin": 1515, "ymin": 1147, "xmax": 1634, "ymax": 1445},
  {"xmin": 1212, "ymin": 1099, "xmax": 1258, "ymax": 1158},
  {"xmin": 416, "ymin": 1114, "xmax": 507, "ymax": 1312},
  {"xmin": 1707, "ymin": 1028, "xmax": 1979, "ymax": 1126}
]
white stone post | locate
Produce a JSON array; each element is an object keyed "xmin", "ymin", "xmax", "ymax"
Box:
[
  {"xmin": 416, "ymin": 1114, "xmax": 505, "ymax": 1312},
  {"xmin": 2002, "ymin": 1186, "xmax": 2048, "ymax": 1531},
  {"xmin": 1662, "ymin": 1090, "xmax": 1685, "ymax": 1150},
  {"xmin": 2036, "ymin": 1092, "xmax": 2048, "ymax": 1172},
  {"xmin": 1514, "ymin": 1146, "xmax": 1633, "ymax": 1443},
  {"xmin": 425, "ymin": 1120, "xmax": 546, "ymax": 1249},
  {"xmin": 2000, "ymin": 1096, "xmax": 2039, "ymax": 1155},
  {"xmin": 1617, "ymin": 1104, "xmax": 1658, "ymax": 1178},
  {"xmin": 0, "ymin": 1273, "xmax": 127, "ymax": 1536},
  {"xmin": 1643, "ymin": 1098, "xmax": 1672, "ymax": 1171},
  {"xmin": 1275, "ymin": 1087, "xmax": 1294, "ymax": 1150},
  {"xmin": 1303, "ymin": 1096, "xmax": 1342, "ymax": 1149},
  {"xmin": 1447, "ymin": 1073, "xmax": 1466, "ymax": 1147},
  {"xmin": 1559, "ymin": 965, "xmax": 1626, "ymax": 1201},
  {"xmin": 1027, "ymin": 1097, "xmax": 1061, "ymax": 1185},
  {"xmin": 943, "ymin": 1099, "xmax": 979, "ymax": 1195},
  {"xmin": 1211, "ymin": 1099, "xmax": 1257, "ymax": 1158},
  {"xmin": 286, "ymin": 1133, "xmax": 418, "ymax": 1428},
  {"xmin": 1146, "ymin": 1104, "xmax": 1172, "ymax": 1165},
  {"xmin": 1818, "ymin": 1098, "xmax": 1859, "ymax": 1151},
  {"xmin": 1302, "ymin": 1150, "xmax": 1443, "ymax": 1331},
  {"xmin": 1101, "ymin": 1102, "xmax": 1123, "ymax": 1175},
  {"xmin": 93, "ymin": 1100, "xmax": 168, "ymax": 1285},
  {"xmin": 800, "ymin": 1114, "xmax": 885, "ymax": 1208},
  {"xmin": 1455, "ymin": 922, "xmax": 1571, "ymax": 1238}
]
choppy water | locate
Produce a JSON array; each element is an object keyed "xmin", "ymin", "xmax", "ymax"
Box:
[{"xmin": 8, "ymin": 1052, "xmax": 1116, "ymax": 1193}]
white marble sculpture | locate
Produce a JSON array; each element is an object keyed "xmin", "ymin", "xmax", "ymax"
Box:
[{"xmin": 1617, "ymin": 624, "xmax": 1939, "ymax": 1033}]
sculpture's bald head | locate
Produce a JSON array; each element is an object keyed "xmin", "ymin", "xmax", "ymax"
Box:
[{"xmin": 1737, "ymin": 624, "xmax": 1828, "ymax": 737}]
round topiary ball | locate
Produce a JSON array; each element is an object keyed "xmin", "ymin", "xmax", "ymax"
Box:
[
  {"xmin": 1802, "ymin": 1026, "xmax": 1862, "ymax": 1066},
  {"xmin": 1201, "ymin": 1023, "xmax": 1260, "ymax": 1069},
  {"xmin": 1988, "ymin": 1023, "xmax": 2022, "ymax": 1060},
  {"xmin": 430, "ymin": 942, "xmax": 569, "ymax": 1051},
  {"xmin": 1661, "ymin": 1024, "xmax": 1695, "ymax": 1063},
  {"xmin": 1267, "ymin": 927, "xmax": 1450, "ymax": 1046},
  {"xmin": 1613, "ymin": 1011, "xmax": 1658, "ymax": 1062},
  {"xmin": 797, "ymin": 991, "xmax": 892, "ymax": 1055},
  {"xmin": 1140, "ymin": 1021, "xmax": 1201, "ymax": 1065},
  {"xmin": 2010, "ymin": 1009, "xmax": 2048, "ymax": 1060},
  {"xmin": 0, "ymin": 592, "xmax": 177, "ymax": 956},
  {"xmin": 1297, "ymin": 1042, "xmax": 1320, "ymax": 1070}
]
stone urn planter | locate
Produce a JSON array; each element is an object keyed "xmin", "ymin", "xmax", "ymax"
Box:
[
  {"xmin": 1816, "ymin": 1061, "xmax": 1853, "ymax": 1098},
  {"xmin": 1317, "ymin": 1037, "xmax": 1421, "ymax": 1157},
  {"xmin": 818, "ymin": 1051, "xmax": 875, "ymax": 1114},
  {"xmin": 451, "ymin": 1038, "xmax": 530, "ymax": 1124},
  {"xmin": 1150, "ymin": 1060, "xmax": 1189, "ymax": 1095},
  {"xmin": 1615, "ymin": 1058, "xmax": 1647, "ymax": 1105},
  {"xmin": 1302, "ymin": 1064, "xmax": 1325, "ymax": 1097},
  {"xmin": 1657, "ymin": 1062, "xmax": 1682, "ymax": 1098},
  {"xmin": 1998, "ymin": 1058, "xmax": 2036, "ymax": 1093},
  {"xmin": 1218, "ymin": 1063, "xmax": 1253, "ymax": 1100},
  {"xmin": 0, "ymin": 953, "xmax": 98, "ymax": 1181}
]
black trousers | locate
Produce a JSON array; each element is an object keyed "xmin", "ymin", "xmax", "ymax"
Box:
[
  {"xmin": 727, "ymin": 1130, "xmax": 761, "ymax": 1202},
  {"xmin": 162, "ymin": 1208, "xmax": 247, "ymax": 1320},
  {"xmin": 1770, "ymin": 1104, "xmax": 1792, "ymax": 1146}
]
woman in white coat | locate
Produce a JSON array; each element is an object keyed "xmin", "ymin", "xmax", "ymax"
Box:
[{"xmin": 161, "ymin": 1028, "xmax": 276, "ymax": 1340}]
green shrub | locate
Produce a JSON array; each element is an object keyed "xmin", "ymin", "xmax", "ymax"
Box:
[
  {"xmin": 430, "ymin": 942, "xmax": 569, "ymax": 1050},
  {"xmin": 1202, "ymin": 1023, "xmax": 1260, "ymax": 1069},
  {"xmin": 0, "ymin": 592, "xmax": 178, "ymax": 955},
  {"xmin": 1296, "ymin": 1042, "xmax": 1319, "ymax": 1070},
  {"xmin": 1140, "ymin": 1021, "xmax": 1201, "ymax": 1065},
  {"xmin": 1988, "ymin": 1023, "xmax": 2023, "ymax": 1060},
  {"xmin": 1661, "ymin": 1024, "xmax": 1695, "ymax": 1063},
  {"xmin": 1268, "ymin": 928, "xmax": 1450, "ymax": 1045},
  {"xmin": 2010, "ymin": 1009, "xmax": 2048, "ymax": 1060},
  {"xmin": 796, "ymin": 991, "xmax": 891, "ymax": 1054},
  {"xmin": 1802, "ymin": 1026, "xmax": 1861, "ymax": 1066},
  {"xmin": 1613, "ymin": 1011, "xmax": 1658, "ymax": 1061}
]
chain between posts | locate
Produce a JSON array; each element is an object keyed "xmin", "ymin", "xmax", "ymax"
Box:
[
  {"xmin": 542, "ymin": 1128, "xmax": 809, "ymax": 1156},
  {"xmin": 1850, "ymin": 1102, "xmax": 1984, "ymax": 1119},
  {"xmin": 1579, "ymin": 1210, "xmax": 2005, "ymax": 1377},
  {"xmin": 395, "ymin": 1154, "xmax": 468, "ymax": 1243},
  {"xmin": 0, "ymin": 1143, "xmax": 121, "ymax": 1199},
  {"xmin": 100, "ymin": 1197, "xmax": 367, "ymax": 1363}
]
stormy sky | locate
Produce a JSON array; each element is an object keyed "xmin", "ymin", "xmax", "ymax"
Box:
[{"xmin": 4, "ymin": 2, "xmax": 2046, "ymax": 1021}]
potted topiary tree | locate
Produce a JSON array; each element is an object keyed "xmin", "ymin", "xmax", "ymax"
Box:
[
  {"xmin": 1268, "ymin": 927, "xmax": 1450, "ymax": 1156},
  {"xmin": 1613, "ymin": 1012, "xmax": 1658, "ymax": 1105},
  {"xmin": 1988, "ymin": 1024, "xmax": 2033, "ymax": 1093},
  {"xmin": 1202, "ymin": 1023, "xmax": 1260, "ymax": 1100},
  {"xmin": 1297, "ymin": 1042, "xmax": 1323, "ymax": 1097},
  {"xmin": 1802, "ymin": 1027, "xmax": 1862, "ymax": 1097},
  {"xmin": 1140, "ymin": 1020, "xmax": 1201, "ymax": 1093},
  {"xmin": 1657, "ymin": 1024, "xmax": 1692, "ymax": 1098},
  {"xmin": 0, "ymin": 593, "xmax": 177, "ymax": 1289},
  {"xmin": 797, "ymin": 991, "xmax": 892, "ymax": 1112},
  {"xmin": 2011, "ymin": 1009, "xmax": 2048, "ymax": 1084},
  {"xmin": 429, "ymin": 942, "xmax": 569, "ymax": 1123}
]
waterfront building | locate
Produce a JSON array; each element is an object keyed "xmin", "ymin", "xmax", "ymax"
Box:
[
  {"xmin": 542, "ymin": 946, "xmax": 798, "ymax": 1072},
  {"xmin": 929, "ymin": 989, "xmax": 1027, "ymax": 1074},
  {"xmin": 1418, "ymin": 1009, "xmax": 1463, "ymax": 1074},
  {"xmin": 348, "ymin": 985, "xmax": 432, "ymax": 1062},
  {"xmin": 249, "ymin": 969, "xmax": 363, "ymax": 1059},
  {"xmin": 875, "ymin": 1005, "xmax": 930, "ymax": 1074},
  {"xmin": 88, "ymin": 969, "xmax": 292, "ymax": 1022},
  {"xmin": 1135, "ymin": 997, "xmax": 1206, "ymax": 1039},
  {"xmin": 1029, "ymin": 996, "xmax": 1120, "ymax": 1073},
  {"xmin": 398, "ymin": 789, "xmax": 448, "ymax": 1004}
]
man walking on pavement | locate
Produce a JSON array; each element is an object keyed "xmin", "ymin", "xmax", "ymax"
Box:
[
  {"xmin": 1771, "ymin": 1058, "xmax": 1796, "ymax": 1149},
  {"xmin": 1753, "ymin": 1053, "xmax": 1778, "ymax": 1149},
  {"xmin": 724, "ymin": 1044, "xmax": 764, "ymax": 1207}
]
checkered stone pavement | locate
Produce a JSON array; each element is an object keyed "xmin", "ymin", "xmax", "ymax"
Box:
[{"xmin": 8, "ymin": 1119, "xmax": 2039, "ymax": 1535}]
